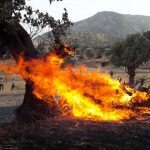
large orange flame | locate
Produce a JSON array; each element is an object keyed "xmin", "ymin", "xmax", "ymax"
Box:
[{"xmin": 0, "ymin": 53, "xmax": 149, "ymax": 121}]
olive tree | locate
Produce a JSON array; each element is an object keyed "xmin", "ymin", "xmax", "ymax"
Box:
[
  {"xmin": 0, "ymin": 0, "xmax": 72, "ymax": 121},
  {"xmin": 110, "ymin": 32, "xmax": 150, "ymax": 86}
]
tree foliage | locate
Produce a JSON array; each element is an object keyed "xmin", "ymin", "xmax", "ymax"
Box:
[
  {"xmin": 0, "ymin": 0, "xmax": 72, "ymax": 43},
  {"xmin": 110, "ymin": 32, "xmax": 150, "ymax": 85},
  {"xmin": 111, "ymin": 32, "xmax": 150, "ymax": 68},
  {"xmin": 0, "ymin": 0, "xmax": 73, "ymax": 119}
]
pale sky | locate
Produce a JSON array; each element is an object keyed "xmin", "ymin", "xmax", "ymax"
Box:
[{"xmin": 26, "ymin": 0, "xmax": 150, "ymax": 22}]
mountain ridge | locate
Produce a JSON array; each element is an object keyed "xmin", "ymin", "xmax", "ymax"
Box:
[
  {"xmin": 35, "ymin": 11, "xmax": 150, "ymax": 47},
  {"xmin": 70, "ymin": 11, "xmax": 150, "ymax": 38}
]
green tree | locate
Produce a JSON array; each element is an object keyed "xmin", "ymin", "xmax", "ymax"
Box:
[
  {"xmin": 0, "ymin": 0, "xmax": 72, "ymax": 120},
  {"xmin": 110, "ymin": 32, "xmax": 150, "ymax": 85}
]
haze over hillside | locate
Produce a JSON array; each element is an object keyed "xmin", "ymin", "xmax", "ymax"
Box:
[
  {"xmin": 71, "ymin": 11, "xmax": 150, "ymax": 38},
  {"xmin": 35, "ymin": 11, "xmax": 150, "ymax": 47}
]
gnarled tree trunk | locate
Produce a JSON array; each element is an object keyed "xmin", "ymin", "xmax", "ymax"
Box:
[
  {"xmin": 0, "ymin": 21, "xmax": 58, "ymax": 122},
  {"xmin": 127, "ymin": 67, "xmax": 136, "ymax": 87}
]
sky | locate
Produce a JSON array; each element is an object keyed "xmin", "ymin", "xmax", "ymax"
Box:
[{"xmin": 26, "ymin": 0, "xmax": 150, "ymax": 22}]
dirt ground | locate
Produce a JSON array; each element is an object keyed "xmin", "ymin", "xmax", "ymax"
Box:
[
  {"xmin": 0, "ymin": 81, "xmax": 150, "ymax": 150},
  {"xmin": 0, "ymin": 93, "xmax": 23, "ymax": 124},
  {"xmin": 0, "ymin": 67, "xmax": 150, "ymax": 150},
  {"xmin": 0, "ymin": 72, "xmax": 24, "ymax": 124},
  {"xmin": 0, "ymin": 118, "xmax": 150, "ymax": 150}
]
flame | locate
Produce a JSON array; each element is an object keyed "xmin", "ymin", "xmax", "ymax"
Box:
[{"xmin": 0, "ymin": 53, "xmax": 149, "ymax": 121}]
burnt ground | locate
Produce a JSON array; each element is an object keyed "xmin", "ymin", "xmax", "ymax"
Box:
[
  {"xmin": 0, "ymin": 118, "xmax": 150, "ymax": 150},
  {"xmin": 0, "ymin": 93, "xmax": 150, "ymax": 150}
]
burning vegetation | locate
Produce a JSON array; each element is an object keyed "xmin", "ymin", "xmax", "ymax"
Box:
[{"xmin": 0, "ymin": 50, "xmax": 150, "ymax": 121}]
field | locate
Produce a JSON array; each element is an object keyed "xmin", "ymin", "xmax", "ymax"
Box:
[
  {"xmin": 78, "ymin": 59, "xmax": 150, "ymax": 87},
  {"xmin": 0, "ymin": 64, "xmax": 150, "ymax": 123},
  {"xmin": 0, "ymin": 118, "xmax": 150, "ymax": 150},
  {"xmin": 0, "ymin": 63, "xmax": 150, "ymax": 150}
]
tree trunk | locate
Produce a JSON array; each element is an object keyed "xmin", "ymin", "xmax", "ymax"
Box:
[
  {"xmin": 0, "ymin": 21, "xmax": 59, "ymax": 122},
  {"xmin": 127, "ymin": 67, "xmax": 136, "ymax": 87}
]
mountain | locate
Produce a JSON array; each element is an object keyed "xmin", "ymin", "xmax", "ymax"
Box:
[
  {"xmin": 34, "ymin": 11, "xmax": 150, "ymax": 47},
  {"xmin": 71, "ymin": 11, "xmax": 150, "ymax": 39}
]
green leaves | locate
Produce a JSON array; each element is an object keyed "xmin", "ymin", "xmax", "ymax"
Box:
[
  {"xmin": 0, "ymin": 0, "xmax": 26, "ymax": 22},
  {"xmin": 110, "ymin": 32, "xmax": 150, "ymax": 84},
  {"xmin": 110, "ymin": 32, "xmax": 150, "ymax": 68},
  {"xmin": 0, "ymin": 0, "xmax": 72, "ymax": 48}
]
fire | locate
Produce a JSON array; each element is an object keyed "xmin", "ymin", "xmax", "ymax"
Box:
[{"xmin": 0, "ymin": 53, "xmax": 149, "ymax": 121}]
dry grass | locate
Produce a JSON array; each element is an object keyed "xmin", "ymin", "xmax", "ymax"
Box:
[
  {"xmin": 0, "ymin": 118, "xmax": 150, "ymax": 150},
  {"xmin": 0, "ymin": 64, "xmax": 150, "ymax": 95},
  {"xmin": 0, "ymin": 63, "xmax": 150, "ymax": 149},
  {"xmin": 0, "ymin": 73, "xmax": 25, "ymax": 94},
  {"xmin": 107, "ymin": 67, "xmax": 150, "ymax": 86},
  {"xmin": 0, "ymin": 58, "xmax": 150, "ymax": 95},
  {"xmin": 76, "ymin": 59, "xmax": 150, "ymax": 87}
]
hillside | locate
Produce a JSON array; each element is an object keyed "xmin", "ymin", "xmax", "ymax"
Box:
[
  {"xmin": 71, "ymin": 11, "xmax": 150, "ymax": 38},
  {"xmin": 34, "ymin": 11, "xmax": 150, "ymax": 48}
]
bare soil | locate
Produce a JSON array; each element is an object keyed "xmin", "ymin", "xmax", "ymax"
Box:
[
  {"xmin": 0, "ymin": 67, "xmax": 150, "ymax": 150},
  {"xmin": 0, "ymin": 118, "xmax": 150, "ymax": 150},
  {"xmin": 0, "ymin": 91, "xmax": 150, "ymax": 150},
  {"xmin": 0, "ymin": 93, "xmax": 23, "ymax": 124}
]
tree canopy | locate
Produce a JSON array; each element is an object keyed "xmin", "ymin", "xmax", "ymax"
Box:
[
  {"xmin": 0, "ymin": 0, "xmax": 73, "ymax": 120},
  {"xmin": 0, "ymin": 0, "xmax": 72, "ymax": 43},
  {"xmin": 110, "ymin": 32, "xmax": 150, "ymax": 85}
]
